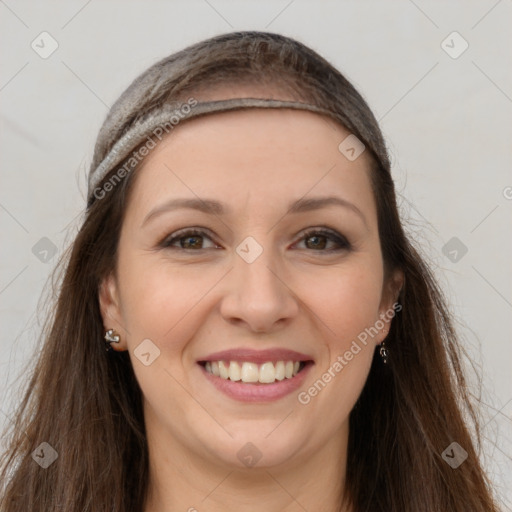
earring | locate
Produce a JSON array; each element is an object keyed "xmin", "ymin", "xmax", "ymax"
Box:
[
  {"xmin": 379, "ymin": 341, "xmax": 388, "ymax": 364},
  {"xmin": 104, "ymin": 329, "xmax": 121, "ymax": 352}
]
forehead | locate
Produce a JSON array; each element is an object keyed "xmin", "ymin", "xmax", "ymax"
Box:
[{"xmin": 128, "ymin": 108, "xmax": 376, "ymax": 223}]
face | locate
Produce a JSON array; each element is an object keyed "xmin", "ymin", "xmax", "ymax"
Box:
[{"xmin": 99, "ymin": 105, "xmax": 402, "ymax": 472}]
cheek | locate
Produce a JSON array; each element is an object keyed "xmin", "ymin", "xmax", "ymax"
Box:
[
  {"xmin": 117, "ymin": 246, "xmax": 384, "ymax": 446},
  {"xmin": 299, "ymin": 260, "xmax": 382, "ymax": 387},
  {"xmin": 116, "ymin": 257, "xmax": 211, "ymax": 416},
  {"xmin": 118, "ymin": 247, "xmax": 385, "ymax": 350},
  {"xmin": 306, "ymin": 261, "xmax": 384, "ymax": 346},
  {"xmin": 116, "ymin": 254, "xmax": 224, "ymax": 350},
  {"xmin": 295, "ymin": 266, "xmax": 382, "ymax": 425}
]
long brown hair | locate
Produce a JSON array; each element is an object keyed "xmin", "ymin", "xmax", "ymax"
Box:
[{"xmin": 0, "ymin": 31, "xmax": 500, "ymax": 511}]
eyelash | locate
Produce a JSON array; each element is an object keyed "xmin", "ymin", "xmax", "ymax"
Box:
[{"xmin": 160, "ymin": 227, "xmax": 351, "ymax": 253}]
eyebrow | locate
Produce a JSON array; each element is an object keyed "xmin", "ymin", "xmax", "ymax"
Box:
[{"xmin": 141, "ymin": 195, "xmax": 368, "ymax": 228}]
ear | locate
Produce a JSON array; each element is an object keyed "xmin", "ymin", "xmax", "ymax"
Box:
[
  {"xmin": 98, "ymin": 272, "xmax": 127, "ymax": 350},
  {"xmin": 375, "ymin": 268, "xmax": 404, "ymax": 345}
]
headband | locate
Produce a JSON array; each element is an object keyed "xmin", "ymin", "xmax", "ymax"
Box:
[{"xmin": 87, "ymin": 97, "xmax": 335, "ymax": 205}]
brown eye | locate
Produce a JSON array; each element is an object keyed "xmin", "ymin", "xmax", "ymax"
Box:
[
  {"xmin": 161, "ymin": 229, "xmax": 218, "ymax": 250},
  {"xmin": 297, "ymin": 229, "xmax": 351, "ymax": 252},
  {"xmin": 305, "ymin": 234, "xmax": 328, "ymax": 250},
  {"xmin": 179, "ymin": 234, "xmax": 203, "ymax": 249},
  {"xmin": 160, "ymin": 227, "xmax": 351, "ymax": 253}
]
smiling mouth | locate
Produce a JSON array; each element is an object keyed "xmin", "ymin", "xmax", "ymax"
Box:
[{"xmin": 198, "ymin": 360, "xmax": 313, "ymax": 384}]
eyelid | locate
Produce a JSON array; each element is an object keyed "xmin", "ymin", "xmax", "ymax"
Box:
[
  {"xmin": 160, "ymin": 225, "xmax": 351, "ymax": 253},
  {"xmin": 159, "ymin": 227, "xmax": 220, "ymax": 249},
  {"xmin": 295, "ymin": 227, "xmax": 351, "ymax": 251}
]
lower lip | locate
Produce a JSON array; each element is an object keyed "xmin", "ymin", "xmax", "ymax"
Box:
[{"xmin": 199, "ymin": 363, "xmax": 313, "ymax": 403}]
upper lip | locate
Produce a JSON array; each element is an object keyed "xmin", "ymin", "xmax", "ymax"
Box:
[{"xmin": 198, "ymin": 348, "xmax": 314, "ymax": 365}]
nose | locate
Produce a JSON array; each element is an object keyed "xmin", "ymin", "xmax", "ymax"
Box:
[{"xmin": 219, "ymin": 240, "xmax": 299, "ymax": 333}]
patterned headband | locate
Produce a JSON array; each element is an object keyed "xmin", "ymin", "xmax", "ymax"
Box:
[{"xmin": 87, "ymin": 97, "xmax": 335, "ymax": 205}]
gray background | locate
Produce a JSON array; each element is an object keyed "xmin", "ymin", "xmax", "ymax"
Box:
[{"xmin": 1, "ymin": 0, "xmax": 511, "ymax": 508}]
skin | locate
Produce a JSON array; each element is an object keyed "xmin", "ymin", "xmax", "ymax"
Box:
[{"xmin": 99, "ymin": 99, "xmax": 403, "ymax": 511}]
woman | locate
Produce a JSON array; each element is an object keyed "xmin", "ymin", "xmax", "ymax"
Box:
[{"xmin": 0, "ymin": 31, "xmax": 500, "ymax": 511}]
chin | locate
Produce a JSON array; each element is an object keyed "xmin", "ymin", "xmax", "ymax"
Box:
[{"xmin": 204, "ymin": 425, "xmax": 308, "ymax": 470}]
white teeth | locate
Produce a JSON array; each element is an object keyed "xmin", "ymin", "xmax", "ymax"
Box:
[
  {"xmin": 259, "ymin": 362, "xmax": 276, "ymax": 383},
  {"xmin": 228, "ymin": 361, "xmax": 241, "ymax": 381},
  {"xmin": 241, "ymin": 362, "xmax": 259, "ymax": 382},
  {"xmin": 204, "ymin": 360, "xmax": 305, "ymax": 383},
  {"xmin": 274, "ymin": 361, "xmax": 285, "ymax": 381},
  {"xmin": 218, "ymin": 360, "xmax": 229, "ymax": 379}
]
